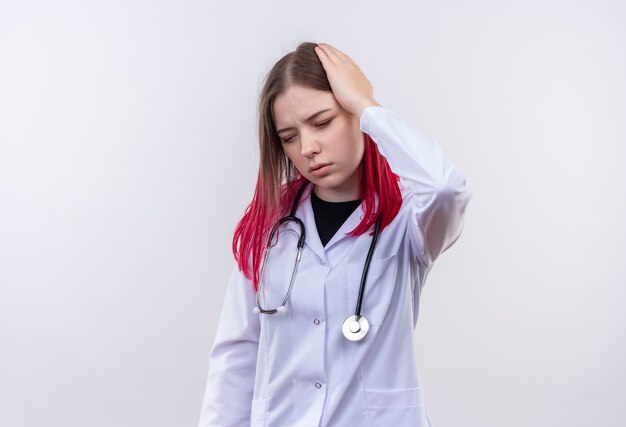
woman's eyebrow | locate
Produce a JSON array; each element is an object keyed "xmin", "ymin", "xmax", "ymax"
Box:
[{"xmin": 276, "ymin": 109, "xmax": 333, "ymax": 134}]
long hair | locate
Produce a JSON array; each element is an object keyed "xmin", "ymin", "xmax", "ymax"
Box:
[{"xmin": 232, "ymin": 41, "xmax": 402, "ymax": 292}]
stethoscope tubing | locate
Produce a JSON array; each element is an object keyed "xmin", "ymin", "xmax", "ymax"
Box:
[
  {"xmin": 354, "ymin": 214, "xmax": 382, "ymax": 318},
  {"xmin": 254, "ymin": 180, "xmax": 382, "ymax": 341}
]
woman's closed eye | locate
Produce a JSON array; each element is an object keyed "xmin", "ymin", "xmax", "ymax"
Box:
[
  {"xmin": 281, "ymin": 119, "xmax": 333, "ymax": 144},
  {"xmin": 281, "ymin": 133, "xmax": 298, "ymax": 143},
  {"xmin": 315, "ymin": 119, "xmax": 332, "ymax": 129}
]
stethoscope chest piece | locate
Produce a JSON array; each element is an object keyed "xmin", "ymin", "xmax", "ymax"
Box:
[{"xmin": 342, "ymin": 315, "xmax": 369, "ymax": 341}]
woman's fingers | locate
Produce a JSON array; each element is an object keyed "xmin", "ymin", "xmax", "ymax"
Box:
[
  {"xmin": 316, "ymin": 43, "xmax": 354, "ymax": 65},
  {"xmin": 314, "ymin": 42, "xmax": 377, "ymax": 116},
  {"xmin": 314, "ymin": 44, "xmax": 331, "ymax": 65}
]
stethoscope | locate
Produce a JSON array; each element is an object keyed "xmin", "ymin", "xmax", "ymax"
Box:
[{"xmin": 252, "ymin": 181, "xmax": 382, "ymax": 341}]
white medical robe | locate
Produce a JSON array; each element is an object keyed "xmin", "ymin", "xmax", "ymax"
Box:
[{"xmin": 199, "ymin": 105, "xmax": 473, "ymax": 426}]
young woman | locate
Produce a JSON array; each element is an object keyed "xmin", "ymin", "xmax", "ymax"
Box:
[{"xmin": 198, "ymin": 41, "xmax": 473, "ymax": 427}]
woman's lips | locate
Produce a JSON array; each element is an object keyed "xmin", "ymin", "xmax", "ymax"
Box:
[{"xmin": 309, "ymin": 163, "xmax": 332, "ymax": 177}]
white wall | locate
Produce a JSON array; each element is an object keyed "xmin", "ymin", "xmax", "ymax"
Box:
[{"xmin": 1, "ymin": 1, "xmax": 624, "ymax": 426}]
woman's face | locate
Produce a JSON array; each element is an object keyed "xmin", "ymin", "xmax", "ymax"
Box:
[{"xmin": 272, "ymin": 84, "xmax": 365, "ymax": 202}]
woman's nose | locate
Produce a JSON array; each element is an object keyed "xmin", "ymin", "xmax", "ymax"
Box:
[{"xmin": 300, "ymin": 133, "xmax": 321, "ymax": 157}]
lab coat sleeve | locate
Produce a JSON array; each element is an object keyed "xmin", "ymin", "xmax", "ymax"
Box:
[
  {"xmin": 360, "ymin": 105, "xmax": 473, "ymax": 266},
  {"xmin": 198, "ymin": 261, "xmax": 261, "ymax": 427}
]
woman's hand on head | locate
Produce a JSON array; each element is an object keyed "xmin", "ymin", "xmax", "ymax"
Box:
[{"xmin": 314, "ymin": 43, "xmax": 381, "ymax": 118}]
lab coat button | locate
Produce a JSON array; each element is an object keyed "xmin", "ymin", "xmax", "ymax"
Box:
[
  {"xmin": 315, "ymin": 382, "xmax": 322, "ymax": 389},
  {"xmin": 320, "ymin": 260, "xmax": 326, "ymax": 265},
  {"xmin": 313, "ymin": 319, "xmax": 320, "ymax": 325}
]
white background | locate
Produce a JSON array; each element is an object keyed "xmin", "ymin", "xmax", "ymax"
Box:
[{"xmin": 1, "ymin": 1, "xmax": 625, "ymax": 426}]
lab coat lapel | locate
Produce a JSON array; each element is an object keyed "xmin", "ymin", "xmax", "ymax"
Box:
[
  {"xmin": 283, "ymin": 184, "xmax": 379, "ymax": 258},
  {"xmin": 301, "ymin": 191, "xmax": 327, "ymax": 261},
  {"xmin": 325, "ymin": 190, "xmax": 382, "ymax": 253},
  {"xmin": 323, "ymin": 202, "xmax": 366, "ymax": 251}
]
